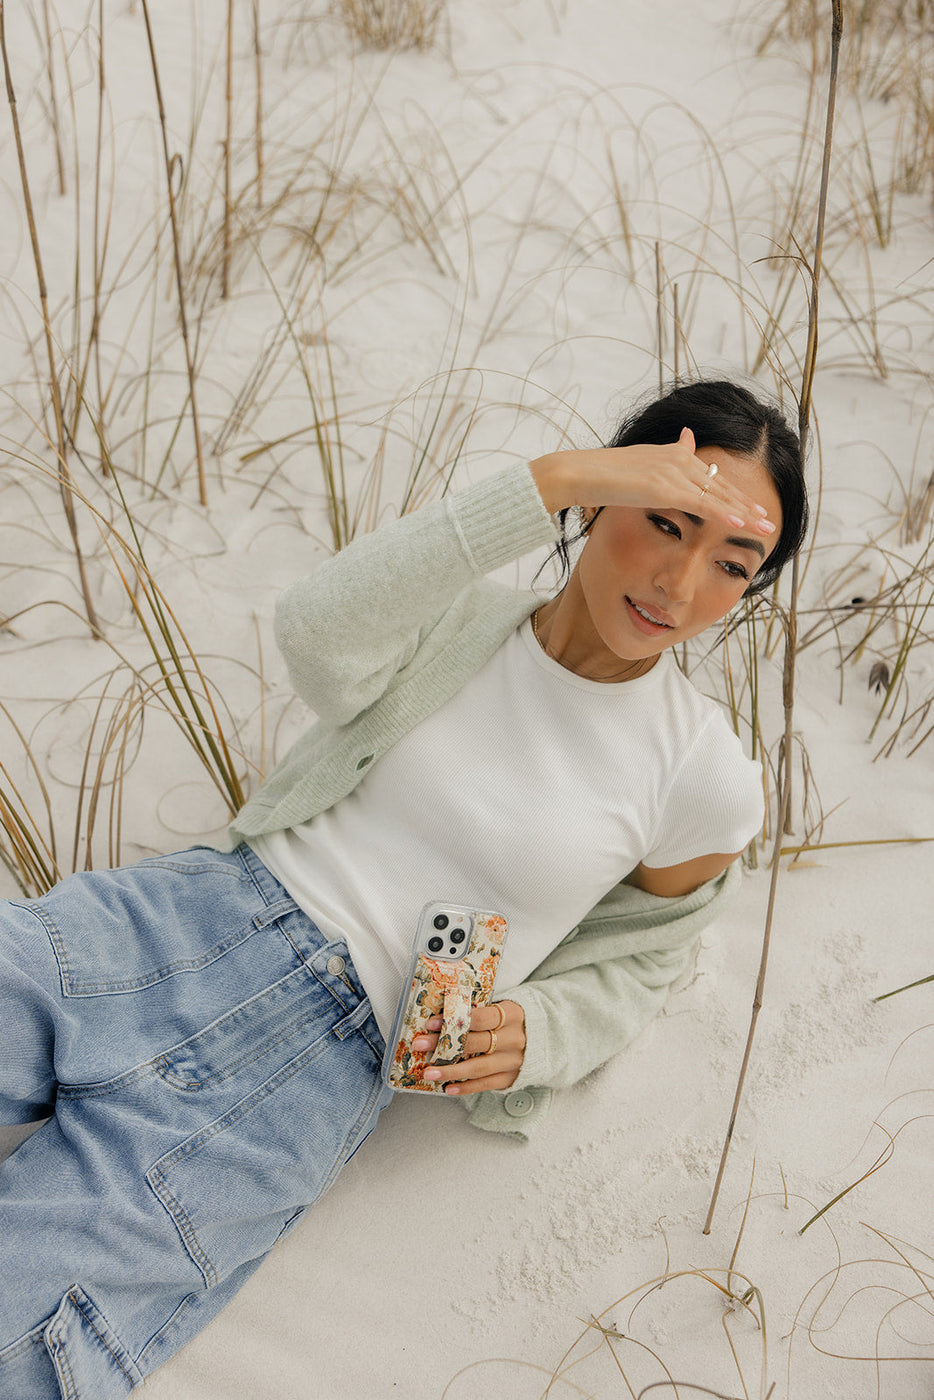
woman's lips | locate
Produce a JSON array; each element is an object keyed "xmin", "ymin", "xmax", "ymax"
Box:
[{"xmin": 625, "ymin": 595, "xmax": 675, "ymax": 636}]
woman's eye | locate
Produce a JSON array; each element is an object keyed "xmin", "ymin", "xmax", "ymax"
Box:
[
  {"xmin": 648, "ymin": 513, "xmax": 680, "ymax": 538},
  {"xmin": 720, "ymin": 561, "xmax": 750, "ymax": 580}
]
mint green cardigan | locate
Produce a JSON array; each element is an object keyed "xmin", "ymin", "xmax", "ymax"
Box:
[{"xmin": 229, "ymin": 461, "xmax": 741, "ymax": 1139}]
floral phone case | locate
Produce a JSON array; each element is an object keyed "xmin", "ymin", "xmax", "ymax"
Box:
[{"xmin": 381, "ymin": 902, "xmax": 507, "ymax": 1093}]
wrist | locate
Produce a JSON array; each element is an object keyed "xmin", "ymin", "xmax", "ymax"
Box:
[{"xmin": 528, "ymin": 452, "xmax": 574, "ymax": 516}]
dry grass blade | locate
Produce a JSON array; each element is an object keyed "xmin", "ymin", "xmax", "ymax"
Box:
[
  {"xmin": 336, "ymin": 0, "xmax": 444, "ymax": 51},
  {"xmin": 0, "ymin": 0, "xmax": 101, "ymax": 638},
  {"xmin": 139, "ymin": 0, "xmax": 208, "ymax": 506},
  {"xmin": 873, "ymin": 971, "xmax": 934, "ymax": 1002},
  {"xmin": 252, "ymin": 0, "xmax": 263, "ymax": 208},
  {"xmin": 704, "ymin": 0, "xmax": 844, "ymax": 1237},
  {"xmin": 222, "ymin": 0, "xmax": 233, "ymax": 298},
  {"xmin": 0, "ymin": 701, "xmax": 61, "ymax": 895}
]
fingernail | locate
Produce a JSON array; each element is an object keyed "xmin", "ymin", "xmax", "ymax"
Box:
[
  {"xmin": 753, "ymin": 503, "xmax": 769, "ymax": 517},
  {"xmin": 411, "ymin": 1037, "xmax": 430, "ymax": 1050},
  {"xmin": 758, "ymin": 519, "xmax": 776, "ymax": 534},
  {"xmin": 426, "ymin": 1018, "xmax": 443, "ymax": 1030},
  {"xmin": 727, "ymin": 514, "xmax": 745, "ymax": 528},
  {"xmin": 422, "ymin": 1068, "xmax": 442, "ymax": 1080}
]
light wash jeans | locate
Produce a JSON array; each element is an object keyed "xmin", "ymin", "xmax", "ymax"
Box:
[{"xmin": 0, "ymin": 845, "xmax": 391, "ymax": 1399}]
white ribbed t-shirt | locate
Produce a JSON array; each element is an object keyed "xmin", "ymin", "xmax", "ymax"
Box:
[{"xmin": 251, "ymin": 618, "xmax": 763, "ymax": 1037}]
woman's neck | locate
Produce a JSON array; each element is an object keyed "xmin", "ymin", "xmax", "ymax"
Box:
[{"xmin": 531, "ymin": 589, "xmax": 659, "ymax": 683}]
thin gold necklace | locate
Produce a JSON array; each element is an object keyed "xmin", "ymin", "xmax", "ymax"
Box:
[{"xmin": 531, "ymin": 607, "xmax": 654, "ymax": 683}]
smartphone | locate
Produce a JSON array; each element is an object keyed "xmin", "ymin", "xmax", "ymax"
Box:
[{"xmin": 381, "ymin": 902, "xmax": 507, "ymax": 1093}]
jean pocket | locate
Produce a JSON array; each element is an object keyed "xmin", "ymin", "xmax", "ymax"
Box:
[
  {"xmin": 146, "ymin": 974, "xmax": 384, "ymax": 1289},
  {"xmin": 0, "ymin": 1287, "xmax": 143, "ymax": 1400},
  {"xmin": 152, "ymin": 963, "xmax": 336, "ymax": 1091},
  {"xmin": 21, "ymin": 851, "xmax": 295, "ymax": 997}
]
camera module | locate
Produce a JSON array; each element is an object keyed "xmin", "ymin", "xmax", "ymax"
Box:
[
  {"xmin": 427, "ymin": 936, "xmax": 444, "ymax": 953},
  {"xmin": 450, "ymin": 927, "xmax": 466, "ymax": 944},
  {"xmin": 432, "ymin": 913, "xmax": 449, "ymax": 930}
]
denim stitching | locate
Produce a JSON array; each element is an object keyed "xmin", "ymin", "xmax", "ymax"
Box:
[
  {"xmin": 309, "ymin": 1058, "xmax": 387, "ymax": 1202},
  {"xmin": 0, "ymin": 1321, "xmax": 47, "ymax": 1364},
  {"xmin": 147, "ymin": 1170, "xmax": 216, "ymax": 1287},
  {"xmin": 134, "ymin": 1291, "xmax": 200, "ymax": 1372},
  {"xmin": 43, "ymin": 1289, "xmax": 139, "ymax": 1397},
  {"xmin": 145, "ymin": 1008, "xmax": 375, "ymax": 1287},
  {"xmin": 58, "ymin": 966, "xmax": 315, "ymax": 1100},
  {"xmin": 57, "ymin": 954, "xmax": 371, "ymax": 1101},
  {"xmin": 156, "ymin": 1000, "xmax": 325, "ymax": 1091},
  {"xmin": 33, "ymin": 905, "xmax": 270, "ymax": 997}
]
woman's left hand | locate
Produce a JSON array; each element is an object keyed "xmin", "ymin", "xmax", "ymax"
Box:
[{"xmin": 410, "ymin": 999, "xmax": 527, "ymax": 1095}]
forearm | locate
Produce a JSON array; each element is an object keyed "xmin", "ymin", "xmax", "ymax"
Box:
[
  {"xmin": 528, "ymin": 435, "xmax": 776, "ymax": 534},
  {"xmin": 274, "ymin": 461, "xmax": 558, "ymax": 723},
  {"xmin": 506, "ymin": 944, "xmax": 694, "ymax": 1090}
]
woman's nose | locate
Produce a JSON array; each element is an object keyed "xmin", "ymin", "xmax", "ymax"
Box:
[{"xmin": 654, "ymin": 549, "xmax": 701, "ymax": 604}]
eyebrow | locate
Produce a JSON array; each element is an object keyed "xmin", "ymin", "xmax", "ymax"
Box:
[{"xmin": 681, "ymin": 511, "xmax": 767, "ymax": 561}]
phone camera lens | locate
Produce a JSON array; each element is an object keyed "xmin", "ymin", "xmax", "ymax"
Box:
[
  {"xmin": 427, "ymin": 936, "xmax": 444, "ymax": 953},
  {"xmin": 432, "ymin": 913, "xmax": 449, "ymax": 930},
  {"xmin": 450, "ymin": 928, "xmax": 466, "ymax": 944}
]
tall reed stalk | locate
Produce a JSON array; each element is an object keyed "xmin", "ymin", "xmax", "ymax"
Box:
[
  {"xmin": 139, "ymin": 0, "xmax": 208, "ymax": 505},
  {"xmin": 703, "ymin": 0, "xmax": 844, "ymax": 1236},
  {"xmin": 40, "ymin": 0, "xmax": 64, "ymax": 195},
  {"xmin": 0, "ymin": 0, "xmax": 101, "ymax": 638},
  {"xmin": 222, "ymin": 0, "xmax": 233, "ymax": 298},
  {"xmin": 252, "ymin": 0, "xmax": 264, "ymax": 208}
]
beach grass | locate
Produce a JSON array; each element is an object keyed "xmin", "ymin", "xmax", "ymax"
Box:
[{"xmin": 0, "ymin": 0, "xmax": 931, "ymax": 1393}]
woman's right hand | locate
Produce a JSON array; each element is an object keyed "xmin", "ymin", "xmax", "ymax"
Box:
[{"xmin": 528, "ymin": 427, "xmax": 775, "ymax": 536}]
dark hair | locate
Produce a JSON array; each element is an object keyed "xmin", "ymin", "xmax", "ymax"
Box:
[{"xmin": 548, "ymin": 378, "xmax": 808, "ymax": 597}]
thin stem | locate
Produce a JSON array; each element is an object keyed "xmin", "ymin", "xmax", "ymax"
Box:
[
  {"xmin": 222, "ymin": 0, "xmax": 233, "ymax": 299},
  {"xmin": 703, "ymin": 0, "xmax": 844, "ymax": 1236},
  {"xmin": 0, "ymin": 0, "xmax": 101, "ymax": 637},
  {"xmin": 139, "ymin": 0, "xmax": 208, "ymax": 505},
  {"xmin": 41, "ymin": 0, "xmax": 65, "ymax": 195},
  {"xmin": 252, "ymin": 0, "xmax": 263, "ymax": 209}
]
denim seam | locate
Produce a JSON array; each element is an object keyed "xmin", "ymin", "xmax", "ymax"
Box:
[
  {"xmin": 46, "ymin": 1288, "xmax": 138, "ymax": 1396},
  {"xmin": 134, "ymin": 1292, "xmax": 200, "ymax": 1373},
  {"xmin": 148, "ymin": 1170, "xmax": 216, "ymax": 1286},
  {"xmin": 0, "ymin": 1320, "xmax": 47, "ymax": 1364},
  {"xmin": 56, "ymin": 962, "xmax": 369, "ymax": 1102},
  {"xmin": 313, "ymin": 1061, "xmax": 387, "ymax": 1203},
  {"xmin": 146, "ymin": 1016, "xmax": 373, "ymax": 1288},
  {"xmin": 33, "ymin": 905, "xmax": 273, "ymax": 998},
  {"xmin": 156, "ymin": 1000, "xmax": 326, "ymax": 1091}
]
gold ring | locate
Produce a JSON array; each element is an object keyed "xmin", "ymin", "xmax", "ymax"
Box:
[
  {"xmin": 487, "ymin": 1028, "xmax": 498, "ymax": 1055},
  {"xmin": 698, "ymin": 483, "xmax": 710, "ymax": 498},
  {"xmin": 490, "ymin": 1002, "xmax": 506, "ymax": 1031}
]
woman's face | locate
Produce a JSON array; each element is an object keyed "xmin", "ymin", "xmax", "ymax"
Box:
[{"xmin": 572, "ymin": 447, "xmax": 783, "ymax": 668}]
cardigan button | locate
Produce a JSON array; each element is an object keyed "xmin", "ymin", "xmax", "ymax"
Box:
[
  {"xmin": 355, "ymin": 754, "xmax": 374, "ymax": 770},
  {"xmin": 503, "ymin": 1090, "xmax": 535, "ymax": 1118}
]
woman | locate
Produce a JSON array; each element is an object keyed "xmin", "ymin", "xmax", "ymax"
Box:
[{"xmin": 0, "ymin": 379, "xmax": 806, "ymax": 1398}]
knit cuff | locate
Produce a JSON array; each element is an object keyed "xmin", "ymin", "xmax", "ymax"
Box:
[
  {"xmin": 498, "ymin": 986, "xmax": 552, "ymax": 1090},
  {"xmin": 448, "ymin": 461, "xmax": 560, "ymax": 577},
  {"xmin": 461, "ymin": 1084, "xmax": 554, "ymax": 1140}
]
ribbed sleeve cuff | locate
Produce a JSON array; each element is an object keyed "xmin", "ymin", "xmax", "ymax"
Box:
[{"xmin": 448, "ymin": 461, "xmax": 560, "ymax": 577}]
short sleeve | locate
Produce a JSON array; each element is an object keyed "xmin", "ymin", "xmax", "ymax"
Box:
[{"xmin": 642, "ymin": 711, "xmax": 764, "ymax": 868}]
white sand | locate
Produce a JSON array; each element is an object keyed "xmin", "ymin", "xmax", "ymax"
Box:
[{"xmin": 1, "ymin": 1, "xmax": 932, "ymax": 1396}]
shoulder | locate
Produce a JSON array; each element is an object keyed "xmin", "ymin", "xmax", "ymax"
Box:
[
  {"xmin": 640, "ymin": 667, "xmax": 763, "ymax": 870},
  {"xmin": 658, "ymin": 664, "xmax": 755, "ymax": 779}
]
